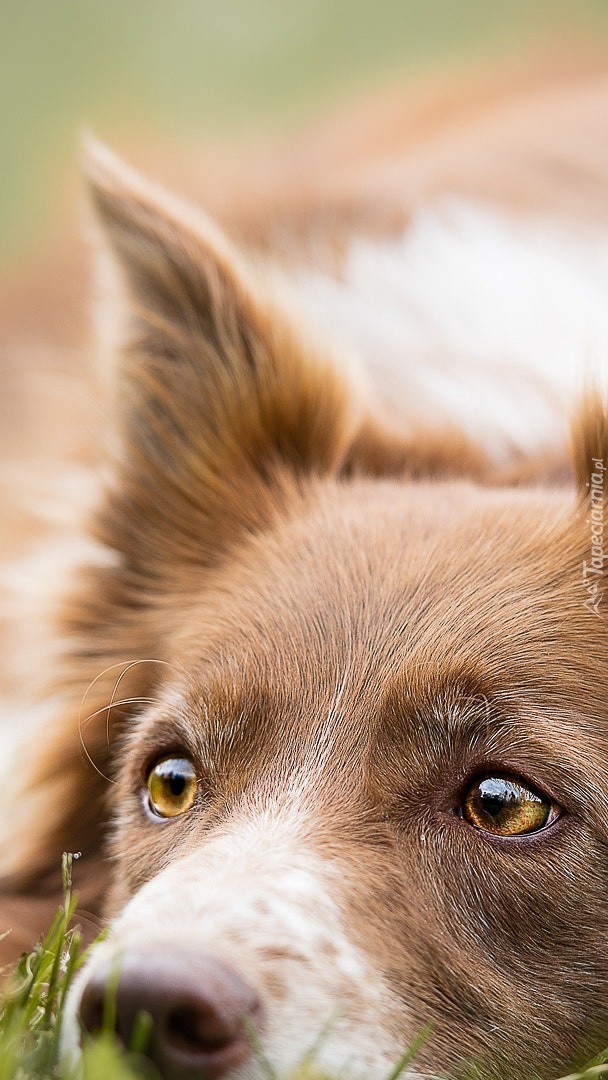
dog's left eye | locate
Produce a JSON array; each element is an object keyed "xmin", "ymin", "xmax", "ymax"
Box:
[
  {"xmin": 460, "ymin": 773, "xmax": 560, "ymax": 837},
  {"xmin": 145, "ymin": 756, "xmax": 198, "ymax": 819}
]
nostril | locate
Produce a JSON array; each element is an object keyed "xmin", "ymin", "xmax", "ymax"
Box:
[
  {"xmin": 167, "ymin": 1005, "xmax": 235, "ymax": 1054},
  {"xmin": 79, "ymin": 976, "xmax": 106, "ymax": 1037}
]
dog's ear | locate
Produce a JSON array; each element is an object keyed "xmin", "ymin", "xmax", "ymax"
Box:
[
  {"xmin": 86, "ymin": 141, "xmax": 487, "ymax": 574},
  {"xmin": 85, "ymin": 140, "xmax": 361, "ymax": 575}
]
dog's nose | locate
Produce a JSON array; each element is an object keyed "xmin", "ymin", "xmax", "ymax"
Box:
[{"xmin": 79, "ymin": 948, "xmax": 261, "ymax": 1079}]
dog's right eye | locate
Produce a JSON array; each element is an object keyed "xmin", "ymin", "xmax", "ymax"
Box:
[{"xmin": 145, "ymin": 756, "xmax": 198, "ymax": 819}]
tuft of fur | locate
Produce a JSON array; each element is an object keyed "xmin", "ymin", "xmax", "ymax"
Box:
[{"xmin": 571, "ymin": 387, "xmax": 608, "ymax": 492}]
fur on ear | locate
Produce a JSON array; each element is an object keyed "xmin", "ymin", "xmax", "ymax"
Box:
[{"xmin": 83, "ymin": 138, "xmax": 365, "ymax": 576}]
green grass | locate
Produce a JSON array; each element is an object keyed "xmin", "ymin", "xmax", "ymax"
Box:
[
  {"xmin": 0, "ymin": 856, "xmax": 152, "ymax": 1079},
  {"xmin": 0, "ymin": 856, "xmax": 607, "ymax": 1079}
]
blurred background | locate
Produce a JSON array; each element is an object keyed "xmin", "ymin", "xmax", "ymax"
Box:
[{"xmin": 3, "ymin": 0, "xmax": 608, "ymax": 269}]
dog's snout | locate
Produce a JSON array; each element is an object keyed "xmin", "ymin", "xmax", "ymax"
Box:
[{"xmin": 78, "ymin": 948, "xmax": 261, "ymax": 1079}]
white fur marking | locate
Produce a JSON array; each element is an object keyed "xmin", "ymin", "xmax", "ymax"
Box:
[{"xmin": 289, "ymin": 200, "xmax": 608, "ymax": 462}]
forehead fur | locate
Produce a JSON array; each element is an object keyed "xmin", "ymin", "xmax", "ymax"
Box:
[{"xmin": 167, "ymin": 477, "xmax": 589, "ymax": 674}]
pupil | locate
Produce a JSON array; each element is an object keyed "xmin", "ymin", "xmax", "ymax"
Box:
[
  {"xmin": 478, "ymin": 777, "xmax": 525, "ymax": 818},
  {"xmin": 480, "ymin": 791, "xmax": 505, "ymax": 817},
  {"xmin": 169, "ymin": 774, "xmax": 186, "ymax": 797}
]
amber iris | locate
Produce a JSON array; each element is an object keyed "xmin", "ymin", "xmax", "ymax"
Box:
[
  {"xmin": 146, "ymin": 756, "xmax": 198, "ymax": 819},
  {"xmin": 462, "ymin": 774, "xmax": 557, "ymax": 836}
]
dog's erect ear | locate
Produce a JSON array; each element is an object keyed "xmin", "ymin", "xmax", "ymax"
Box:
[{"xmin": 85, "ymin": 140, "xmax": 359, "ymax": 573}]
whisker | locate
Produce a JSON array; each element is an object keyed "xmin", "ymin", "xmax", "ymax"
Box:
[
  {"xmin": 77, "ymin": 727, "xmax": 114, "ymax": 785},
  {"xmin": 78, "ymin": 657, "xmax": 182, "ymax": 782},
  {"xmin": 73, "ymin": 908, "xmax": 105, "ymax": 934},
  {"xmin": 79, "ymin": 657, "xmax": 180, "ymax": 720},
  {"xmin": 78, "ymin": 698, "xmax": 156, "ymax": 784},
  {"xmin": 104, "ymin": 660, "xmax": 166, "ymax": 748},
  {"xmin": 80, "ymin": 697, "xmax": 156, "ymax": 731}
]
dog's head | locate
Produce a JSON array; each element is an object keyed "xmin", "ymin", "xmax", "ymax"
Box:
[{"xmin": 2, "ymin": 146, "xmax": 608, "ymax": 1079}]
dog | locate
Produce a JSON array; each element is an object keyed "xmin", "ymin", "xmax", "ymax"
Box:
[{"xmin": 1, "ymin": 55, "xmax": 608, "ymax": 1080}]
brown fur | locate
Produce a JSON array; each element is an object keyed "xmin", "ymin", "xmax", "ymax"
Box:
[{"xmin": 2, "ymin": 56, "xmax": 608, "ymax": 1079}]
